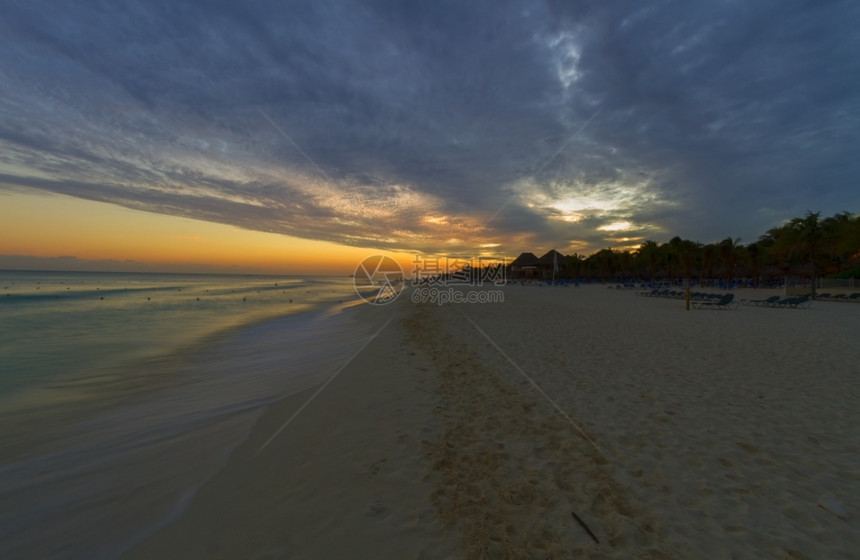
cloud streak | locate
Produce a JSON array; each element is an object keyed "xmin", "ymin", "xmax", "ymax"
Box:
[{"xmin": 1, "ymin": 0, "xmax": 858, "ymax": 257}]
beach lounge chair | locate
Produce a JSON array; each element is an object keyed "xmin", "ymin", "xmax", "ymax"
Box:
[
  {"xmin": 741, "ymin": 295, "xmax": 781, "ymax": 307},
  {"xmin": 772, "ymin": 295, "xmax": 811, "ymax": 309},
  {"xmin": 691, "ymin": 293, "xmax": 735, "ymax": 309}
]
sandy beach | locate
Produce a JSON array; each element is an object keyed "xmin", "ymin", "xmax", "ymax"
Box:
[{"xmin": 125, "ymin": 284, "xmax": 859, "ymax": 559}]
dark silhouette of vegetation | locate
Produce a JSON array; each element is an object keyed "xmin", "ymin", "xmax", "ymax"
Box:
[{"xmin": 523, "ymin": 211, "xmax": 859, "ymax": 286}]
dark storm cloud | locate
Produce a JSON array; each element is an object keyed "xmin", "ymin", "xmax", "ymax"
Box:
[
  {"xmin": 0, "ymin": 0, "xmax": 857, "ymax": 256},
  {"xmin": 547, "ymin": 0, "xmax": 860, "ymax": 240}
]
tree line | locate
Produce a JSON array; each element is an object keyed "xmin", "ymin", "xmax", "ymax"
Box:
[{"xmin": 560, "ymin": 211, "xmax": 860, "ymax": 289}]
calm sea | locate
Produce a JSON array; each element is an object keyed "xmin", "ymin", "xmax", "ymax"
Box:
[{"xmin": 0, "ymin": 270, "xmax": 376, "ymax": 559}]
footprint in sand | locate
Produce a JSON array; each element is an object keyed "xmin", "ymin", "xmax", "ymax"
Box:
[{"xmin": 365, "ymin": 501, "xmax": 390, "ymax": 519}]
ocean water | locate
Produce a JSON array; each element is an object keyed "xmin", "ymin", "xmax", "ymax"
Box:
[{"xmin": 0, "ymin": 270, "xmax": 376, "ymax": 559}]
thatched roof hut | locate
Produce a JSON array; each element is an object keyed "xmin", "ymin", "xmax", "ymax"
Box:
[
  {"xmin": 537, "ymin": 249, "xmax": 568, "ymax": 280},
  {"xmin": 510, "ymin": 252, "xmax": 540, "ymax": 278},
  {"xmin": 538, "ymin": 249, "xmax": 566, "ymax": 268}
]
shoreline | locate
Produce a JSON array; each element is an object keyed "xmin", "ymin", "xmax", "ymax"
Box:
[
  {"xmin": 124, "ymin": 294, "xmax": 462, "ymax": 559},
  {"xmin": 126, "ymin": 284, "xmax": 858, "ymax": 558},
  {"xmin": 0, "ymin": 292, "xmax": 368, "ymax": 462},
  {"xmin": 108, "ymin": 299, "xmax": 389, "ymax": 558},
  {"xmin": 1, "ymin": 292, "xmax": 381, "ymax": 560}
]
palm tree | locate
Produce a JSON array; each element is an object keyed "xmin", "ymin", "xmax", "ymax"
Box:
[
  {"xmin": 719, "ymin": 237, "xmax": 741, "ymax": 287},
  {"xmin": 746, "ymin": 241, "xmax": 763, "ymax": 288},
  {"xmin": 677, "ymin": 239, "xmax": 701, "ymax": 284},
  {"xmin": 761, "ymin": 225, "xmax": 794, "ymax": 278},
  {"xmin": 566, "ymin": 253, "xmax": 586, "ymax": 279},
  {"xmin": 821, "ymin": 212, "xmax": 860, "ymax": 275},
  {"xmin": 788, "ymin": 211, "xmax": 823, "ymax": 296},
  {"xmin": 636, "ymin": 240, "xmax": 661, "ymax": 282},
  {"xmin": 701, "ymin": 243, "xmax": 719, "ymax": 284},
  {"xmin": 618, "ymin": 250, "xmax": 634, "ymax": 279},
  {"xmin": 662, "ymin": 237, "xmax": 685, "ymax": 284},
  {"xmin": 590, "ymin": 248, "xmax": 617, "ymax": 281}
]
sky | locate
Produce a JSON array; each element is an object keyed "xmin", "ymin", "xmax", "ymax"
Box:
[{"xmin": 1, "ymin": 0, "xmax": 858, "ymax": 274}]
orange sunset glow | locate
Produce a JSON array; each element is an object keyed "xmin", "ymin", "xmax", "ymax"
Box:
[{"xmin": 0, "ymin": 189, "xmax": 418, "ymax": 275}]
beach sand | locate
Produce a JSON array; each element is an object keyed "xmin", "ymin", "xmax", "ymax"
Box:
[{"xmin": 125, "ymin": 285, "xmax": 859, "ymax": 559}]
